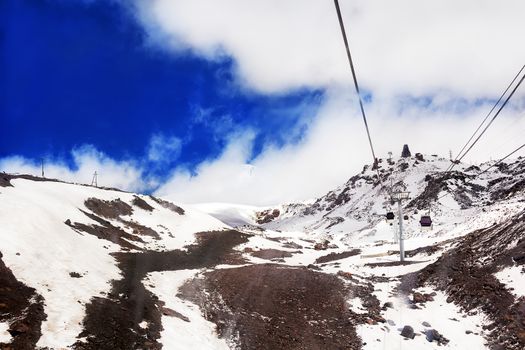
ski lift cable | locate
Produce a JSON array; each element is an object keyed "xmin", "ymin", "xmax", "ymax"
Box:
[
  {"xmin": 445, "ymin": 64, "xmax": 525, "ymax": 173},
  {"xmin": 333, "ymin": 0, "xmax": 382, "ymax": 186},
  {"xmin": 446, "ymin": 67, "xmax": 525, "ymax": 173},
  {"xmin": 477, "ymin": 142, "xmax": 525, "ymax": 177},
  {"xmin": 436, "ymin": 142, "xmax": 525, "ymax": 201},
  {"xmin": 455, "ymin": 72, "xmax": 525, "ymax": 163}
]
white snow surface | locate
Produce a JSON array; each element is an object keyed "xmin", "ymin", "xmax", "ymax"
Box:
[
  {"xmin": 190, "ymin": 202, "xmax": 262, "ymax": 227},
  {"xmin": 357, "ymin": 288, "xmax": 488, "ymax": 350},
  {"xmin": 145, "ymin": 270, "xmax": 230, "ymax": 350},
  {"xmin": 0, "ymin": 322, "xmax": 11, "ymax": 343},
  {"xmin": 0, "ymin": 178, "xmax": 227, "ymax": 349},
  {"xmin": 495, "ymin": 265, "xmax": 525, "ymax": 298}
]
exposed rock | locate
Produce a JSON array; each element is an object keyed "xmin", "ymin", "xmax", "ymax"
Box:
[
  {"xmin": 149, "ymin": 196, "xmax": 185, "ymax": 215},
  {"xmin": 382, "ymin": 302, "xmax": 393, "ymax": 310},
  {"xmin": 0, "ymin": 174, "xmax": 13, "ymax": 187},
  {"xmin": 400, "ymin": 325, "xmax": 415, "ymax": 339},
  {"xmin": 425, "ymin": 329, "xmax": 449, "ymax": 345},
  {"xmin": 0, "ymin": 252, "xmax": 46, "ymax": 349},
  {"xmin": 314, "ymin": 240, "xmax": 330, "ymax": 250},
  {"xmin": 84, "ymin": 198, "xmax": 133, "ymax": 219},
  {"xmin": 255, "ymin": 208, "xmax": 280, "ymax": 224},
  {"xmin": 412, "ymin": 292, "xmax": 434, "ymax": 304},
  {"xmin": 405, "ymin": 210, "xmax": 525, "ymax": 349},
  {"xmin": 337, "ymin": 271, "xmax": 353, "ymax": 279},
  {"xmin": 282, "ymin": 241, "xmax": 303, "ymax": 249},
  {"xmin": 307, "ymin": 264, "xmax": 321, "ymax": 271},
  {"xmin": 315, "ymin": 249, "xmax": 361, "ymax": 264},
  {"xmin": 161, "ymin": 307, "xmax": 190, "ymax": 322},
  {"xmin": 132, "ymin": 196, "xmax": 154, "ymax": 212}
]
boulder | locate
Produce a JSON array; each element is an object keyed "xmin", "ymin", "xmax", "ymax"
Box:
[
  {"xmin": 400, "ymin": 325, "xmax": 415, "ymax": 339},
  {"xmin": 425, "ymin": 329, "xmax": 449, "ymax": 345}
]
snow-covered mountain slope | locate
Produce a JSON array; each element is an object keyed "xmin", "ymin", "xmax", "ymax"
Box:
[
  {"xmin": 192, "ymin": 154, "xmax": 525, "ymax": 349},
  {"xmin": 257, "ymin": 154, "xmax": 525, "ymax": 239},
  {"xmin": 0, "ymin": 174, "xmax": 230, "ymax": 349},
  {"xmin": 189, "ymin": 202, "xmax": 262, "ymax": 227},
  {"xmin": 0, "ymin": 154, "xmax": 524, "ymax": 350}
]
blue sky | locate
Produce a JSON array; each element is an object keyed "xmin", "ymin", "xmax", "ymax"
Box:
[
  {"xmin": 2, "ymin": 0, "xmax": 524, "ymax": 204},
  {"xmin": 1, "ymin": 0, "xmax": 322, "ymax": 176}
]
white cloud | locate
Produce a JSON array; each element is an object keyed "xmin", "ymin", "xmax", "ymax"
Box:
[
  {"xmin": 4, "ymin": 1, "xmax": 524, "ymax": 206},
  {"xmin": 135, "ymin": 0, "xmax": 525, "ymax": 96},
  {"xmin": 147, "ymin": 133, "xmax": 182, "ymax": 163},
  {"xmin": 0, "ymin": 145, "xmax": 147, "ymax": 192},
  {"xmin": 155, "ymin": 91, "xmax": 525, "ymax": 205},
  {"xmin": 2, "ymin": 93, "xmax": 523, "ymax": 205}
]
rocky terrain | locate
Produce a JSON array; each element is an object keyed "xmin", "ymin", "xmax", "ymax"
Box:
[{"xmin": 0, "ymin": 153, "xmax": 524, "ymax": 349}]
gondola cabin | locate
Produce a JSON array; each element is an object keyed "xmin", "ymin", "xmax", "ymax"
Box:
[
  {"xmin": 420, "ymin": 215, "xmax": 432, "ymax": 227},
  {"xmin": 386, "ymin": 212, "xmax": 395, "ymax": 220}
]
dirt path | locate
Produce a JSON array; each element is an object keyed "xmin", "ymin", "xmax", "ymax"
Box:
[
  {"xmin": 73, "ymin": 230, "xmax": 250, "ymax": 350},
  {"xmin": 179, "ymin": 264, "xmax": 372, "ymax": 350}
]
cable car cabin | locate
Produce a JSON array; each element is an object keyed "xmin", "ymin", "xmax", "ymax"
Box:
[
  {"xmin": 386, "ymin": 212, "xmax": 395, "ymax": 220},
  {"xmin": 420, "ymin": 215, "xmax": 432, "ymax": 227}
]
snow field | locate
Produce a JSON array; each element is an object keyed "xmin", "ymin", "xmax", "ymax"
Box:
[{"xmin": 144, "ymin": 270, "xmax": 230, "ymax": 350}]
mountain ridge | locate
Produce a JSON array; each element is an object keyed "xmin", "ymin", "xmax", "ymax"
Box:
[{"xmin": 0, "ymin": 152, "xmax": 524, "ymax": 349}]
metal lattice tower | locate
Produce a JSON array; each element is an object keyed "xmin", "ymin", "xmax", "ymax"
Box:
[{"xmin": 91, "ymin": 171, "xmax": 98, "ymax": 187}]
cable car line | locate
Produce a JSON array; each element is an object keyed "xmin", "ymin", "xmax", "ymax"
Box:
[
  {"xmin": 477, "ymin": 142, "xmax": 525, "ymax": 177},
  {"xmin": 333, "ymin": 0, "xmax": 382, "ymax": 185},
  {"xmin": 445, "ymin": 66, "xmax": 525, "ymax": 173},
  {"xmin": 436, "ymin": 141, "xmax": 525, "ymax": 202},
  {"xmin": 445, "ymin": 64, "xmax": 525, "ymax": 173}
]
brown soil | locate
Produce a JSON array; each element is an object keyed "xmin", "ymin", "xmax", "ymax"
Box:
[
  {"xmin": 0, "ymin": 174, "xmax": 13, "ymax": 187},
  {"xmin": 404, "ymin": 210, "xmax": 525, "ymax": 350},
  {"xmin": 67, "ymin": 210, "xmax": 145, "ymax": 251},
  {"xmin": 73, "ymin": 230, "xmax": 250, "ymax": 350},
  {"xmin": 0, "ymin": 252, "xmax": 46, "ymax": 350},
  {"xmin": 315, "ymin": 249, "xmax": 361, "ymax": 264},
  {"xmin": 149, "ymin": 196, "xmax": 185, "ymax": 215},
  {"xmin": 121, "ymin": 219, "xmax": 160, "ymax": 240},
  {"xmin": 68, "ymin": 197, "xmax": 166, "ymax": 249},
  {"xmin": 179, "ymin": 264, "xmax": 364, "ymax": 350},
  {"xmin": 365, "ymin": 260, "xmax": 425, "ymax": 268},
  {"xmin": 404, "ymin": 244, "xmax": 442, "ymax": 258},
  {"xmin": 84, "ymin": 198, "xmax": 133, "ymax": 219},
  {"xmin": 132, "ymin": 196, "xmax": 154, "ymax": 211},
  {"xmin": 251, "ymin": 249, "xmax": 295, "ymax": 260}
]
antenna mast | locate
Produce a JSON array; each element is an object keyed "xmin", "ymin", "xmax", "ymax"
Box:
[{"xmin": 91, "ymin": 171, "xmax": 98, "ymax": 187}]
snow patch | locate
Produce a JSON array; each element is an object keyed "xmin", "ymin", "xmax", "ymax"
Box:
[
  {"xmin": 495, "ymin": 265, "xmax": 525, "ymax": 298},
  {"xmin": 358, "ymin": 288, "xmax": 488, "ymax": 350},
  {"xmin": 0, "ymin": 322, "xmax": 12, "ymax": 343},
  {"xmin": 145, "ymin": 270, "xmax": 229, "ymax": 350}
]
